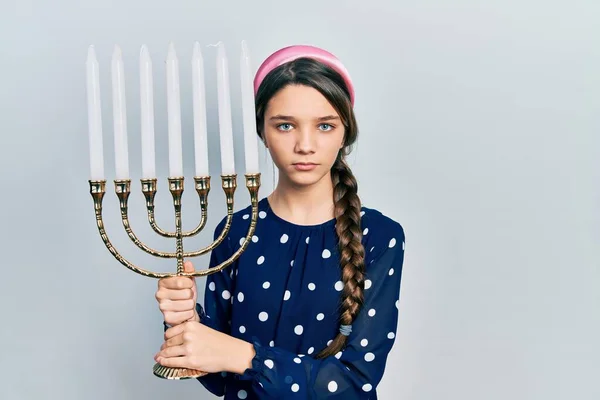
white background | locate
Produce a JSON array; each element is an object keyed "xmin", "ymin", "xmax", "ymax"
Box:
[{"xmin": 1, "ymin": 1, "xmax": 598, "ymax": 399}]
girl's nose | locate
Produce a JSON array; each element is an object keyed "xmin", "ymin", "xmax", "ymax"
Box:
[{"xmin": 295, "ymin": 128, "xmax": 316, "ymax": 154}]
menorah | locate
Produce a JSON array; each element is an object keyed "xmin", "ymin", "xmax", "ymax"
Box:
[{"xmin": 86, "ymin": 40, "xmax": 261, "ymax": 380}]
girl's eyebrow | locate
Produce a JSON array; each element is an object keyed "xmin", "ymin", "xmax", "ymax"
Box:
[{"xmin": 269, "ymin": 114, "xmax": 340, "ymax": 122}]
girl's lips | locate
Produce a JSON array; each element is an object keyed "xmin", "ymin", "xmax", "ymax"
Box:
[{"xmin": 293, "ymin": 163, "xmax": 318, "ymax": 171}]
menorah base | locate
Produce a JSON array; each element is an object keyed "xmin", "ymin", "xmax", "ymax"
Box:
[{"xmin": 152, "ymin": 362, "xmax": 208, "ymax": 380}]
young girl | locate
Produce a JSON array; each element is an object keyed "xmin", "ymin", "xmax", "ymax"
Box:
[{"xmin": 154, "ymin": 44, "xmax": 406, "ymax": 399}]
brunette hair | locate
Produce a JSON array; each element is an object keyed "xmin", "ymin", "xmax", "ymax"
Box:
[{"xmin": 255, "ymin": 57, "xmax": 365, "ymax": 358}]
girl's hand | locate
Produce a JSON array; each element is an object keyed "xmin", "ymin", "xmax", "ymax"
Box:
[
  {"xmin": 155, "ymin": 261, "xmax": 199, "ymax": 326},
  {"xmin": 154, "ymin": 321, "xmax": 256, "ymax": 375}
]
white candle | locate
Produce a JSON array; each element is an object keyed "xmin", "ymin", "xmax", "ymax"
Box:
[
  {"xmin": 215, "ymin": 41, "xmax": 235, "ymax": 175},
  {"xmin": 111, "ymin": 45, "xmax": 130, "ymax": 180},
  {"xmin": 191, "ymin": 42, "xmax": 209, "ymax": 177},
  {"xmin": 166, "ymin": 42, "xmax": 183, "ymax": 178},
  {"xmin": 240, "ymin": 40, "xmax": 260, "ymax": 174},
  {"xmin": 86, "ymin": 45, "xmax": 105, "ymax": 180},
  {"xmin": 139, "ymin": 45, "xmax": 156, "ymax": 179}
]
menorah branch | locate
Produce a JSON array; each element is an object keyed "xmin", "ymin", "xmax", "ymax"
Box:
[
  {"xmin": 89, "ymin": 173, "xmax": 261, "ymax": 279},
  {"xmin": 142, "ymin": 177, "xmax": 210, "ymax": 238},
  {"xmin": 179, "ymin": 173, "xmax": 261, "ymax": 277},
  {"xmin": 89, "ymin": 180, "xmax": 175, "ymax": 279},
  {"xmin": 114, "ymin": 179, "xmax": 178, "ymax": 259}
]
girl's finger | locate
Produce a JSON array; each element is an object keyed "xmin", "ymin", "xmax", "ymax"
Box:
[
  {"xmin": 159, "ymin": 344, "xmax": 187, "ymax": 358},
  {"xmin": 156, "ymin": 355, "xmax": 188, "ymax": 369},
  {"xmin": 162, "ymin": 334, "xmax": 184, "ymax": 350},
  {"xmin": 157, "ymin": 288, "xmax": 194, "ymax": 301},
  {"xmin": 160, "ymin": 298, "xmax": 196, "ymax": 312},
  {"xmin": 164, "ymin": 310, "xmax": 195, "ymax": 326}
]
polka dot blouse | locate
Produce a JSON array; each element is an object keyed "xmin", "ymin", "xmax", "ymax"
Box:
[{"xmin": 194, "ymin": 197, "xmax": 405, "ymax": 399}]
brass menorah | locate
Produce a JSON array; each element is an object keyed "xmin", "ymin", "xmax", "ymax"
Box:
[
  {"xmin": 86, "ymin": 39, "xmax": 263, "ymax": 380},
  {"xmin": 88, "ymin": 173, "xmax": 260, "ymax": 379}
]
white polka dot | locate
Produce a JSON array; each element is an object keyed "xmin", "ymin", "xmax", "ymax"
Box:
[
  {"xmin": 365, "ymin": 352, "xmax": 375, "ymax": 362},
  {"xmin": 361, "ymin": 339, "xmax": 369, "ymax": 347},
  {"xmin": 290, "ymin": 260, "xmax": 294, "ymax": 267},
  {"xmin": 335, "ymin": 351, "xmax": 342, "ymax": 359},
  {"xmin": 308, "ymin": 347, "xmax": 314, "ymax": 354},
  {"xmin": 360, "ymin": 210, "xmax": 365, "ymax": 217},
  {"xmin": 322, "ymin": 249, "xmax": 331, "ymax": 259},
  {"xmin": 363, "ymin": 228, "xmax": 369, "ymax": 235},
  {"xmin": 389, "ymin": 268, "xmax": 394, "ymax": 276},
  {"xmin": 402, "ymin": 241, "xmax": 405, "ymax": 250},
  {"xmin": 222, "ymin": 290, "xmax": 231, "ymax": 300},
  {"xmin": 239, "ymin": 326, "xmax": 246, "ymax": 333},
  {"xmin": 263, "ymin": 281, "xmax": 271, "ymax": 289},
  {"xmin": 389, "ymin": 238, "xmax": 397, "ymax": 248},
  {"xmin": 259, "ymin": 312, "xmax": 269, "ymax": 322},
  {"xmin": 280, "ymin": 234, "xmax": 289, "ymax": 243},
  {"xmin": 269, "ymin": 340, "xmax": 275, "ymax": 347},
  {"xmin": 305, "ymin": 237, "xmax": 310, "ymax": 244},
  {"xmin": 264, "ymin": 359, "xmax": 274, "ymax": 369},
  {"xmin": 259, "ymin": 211, "xmax": 267, "ymax": 219},
  {"xmin": 257, "ymin": 256, "xmax": 265, "ymax": 265},
  {"xmin": 316, "ymin": 313, "xmax": 324, "ymax": 321},
  {"xmin": 291, "ymin": 383, "xmax": 299, "ymax": 392},
  {"xmin": 308, "ymin": 283, "xmax": 316, "ymax": 291},
  {"xmin": 252, "ymin": 235, "xmax": 259, "ymax": 243},
  {"xmin": 370, "ymin": 246, "xmax": 375, "ymax": 252},
  {"xmin": 242, "ymin": 214, "xmax": 249, "ymax": 220},
  {"xmin": 239, "ymin": 237, "xmax": 245, "ymax": 246},
  {"xmin": 284, "ymin": 290, "xmax": 291, "ymax": 301},
  {"xmin": 293, "ymin": 357, "xmax": 301, "ymax": 364},
  {"xmin": 388, "ymin": 332, "xmax": 395, "ymax": 339},
  {"xmin": 259, "ymin": 382, "xmax": 263, "ymax": 388},
  {"xmin": 238, "ymin": 389, "xmax": 247, "ymax": 399},
  {"xmin": 299, "ymin": 354, "xmax": 305, "ymax": 357},
  {"xmin": 237, "ymin": 292, "xmax": 244, "ymax": 302},
  {"xmin": 328, "ymin": 381, "xmax": 338, "ymax": 392},
  {"xmin": 368, "ymin": 308, "xmax": 376, "ymax": 317},
  {"xmin": 396, "ymin": 299, "xmax": 400, "ymax": 309},
  {"xmin": 327, "ymin": 340, "xmax": 333, "ymax": 346},
  {"xmin": 208, "ymin": 282, "xmax": 215, "ymax": 291},
  {"xmin": 365, "ymin": 279, "xmax": 372, "ymax": 289},
  {"xmin": 363, "ymin": 383, "xmax": 373, "ymax": 392},
  {"xmin": 294, "ymin": 325, "xmax": 304, "ymax": 335},
  {"xmin": 334, "ymin": 281, "xmax": 343, "ymax": 291}
]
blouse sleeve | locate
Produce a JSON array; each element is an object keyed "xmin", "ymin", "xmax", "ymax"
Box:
[
  {"xmin": 233, "ymin": 223, "xmax": 406, "ymax": 399},
  {"xmin": 195, "ymin": 217, "xmax": 236, "ymax": 396}
]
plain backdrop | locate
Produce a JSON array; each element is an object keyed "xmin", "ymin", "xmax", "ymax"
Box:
[{"xmin": 0, "ymin": 1, "xmax": 598, "ymax": 399}]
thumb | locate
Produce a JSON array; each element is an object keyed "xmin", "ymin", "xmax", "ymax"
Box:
[
  {"xmin": 183, "ymin": 260, "xmax": 195, "ymax": 274},
  {"xmin": 183, "ymin": 261, "xmax": 197, "ymax": 301}
]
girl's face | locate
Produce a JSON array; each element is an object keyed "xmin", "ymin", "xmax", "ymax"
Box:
[{"xmin": 261, "ymin": 84, "xmax": 345, "ymax": 187}]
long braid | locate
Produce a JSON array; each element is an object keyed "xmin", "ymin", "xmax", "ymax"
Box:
[{"xmin": 315, "ymin": 153, "xmax": 365, "ymax": 359}]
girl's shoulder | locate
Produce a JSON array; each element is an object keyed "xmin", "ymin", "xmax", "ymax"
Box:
[
  {"xmin": 359, "ymin": 206, "xmax": 405, "ymax": 260},
  {"xmin": 359, "ymin": 205, "xmax": 405, "ymax": 239}
]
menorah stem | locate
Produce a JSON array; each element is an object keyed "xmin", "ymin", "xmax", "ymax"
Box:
[
  {"xmin": 168, "ymin": 177, "xmax": 185, "ymax": 275},
  {"xmin": 174, "ymin": 203, "xmax": 184, "ymax": 275}
]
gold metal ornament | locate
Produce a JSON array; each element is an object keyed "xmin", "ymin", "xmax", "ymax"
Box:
[{"xmin": 89, "ymin": 173, "xmax": 261, "ymax": 379}]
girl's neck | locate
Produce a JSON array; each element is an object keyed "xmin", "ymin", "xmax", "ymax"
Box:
[{"xmin": 267, "ymin": 172, "xmax": 335, "ymax": 226}]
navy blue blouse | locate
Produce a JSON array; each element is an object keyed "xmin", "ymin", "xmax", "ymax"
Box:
[{"xmin": 194, "ymin": 197, "xmax": 405, "ymax": 399}]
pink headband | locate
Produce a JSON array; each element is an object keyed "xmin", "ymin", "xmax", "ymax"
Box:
[{"xmin": 253, "ymin": 44, "xmax": 355, "ymax": 106}]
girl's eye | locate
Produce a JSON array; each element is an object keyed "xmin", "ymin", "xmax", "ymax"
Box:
[
  {"xmin": 277, "ymin": 123, "xmax": 293, "ymax": 132},
  {"xmin": 319, "ymin": 123, "xmax": 334, "ymax": 131}
]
